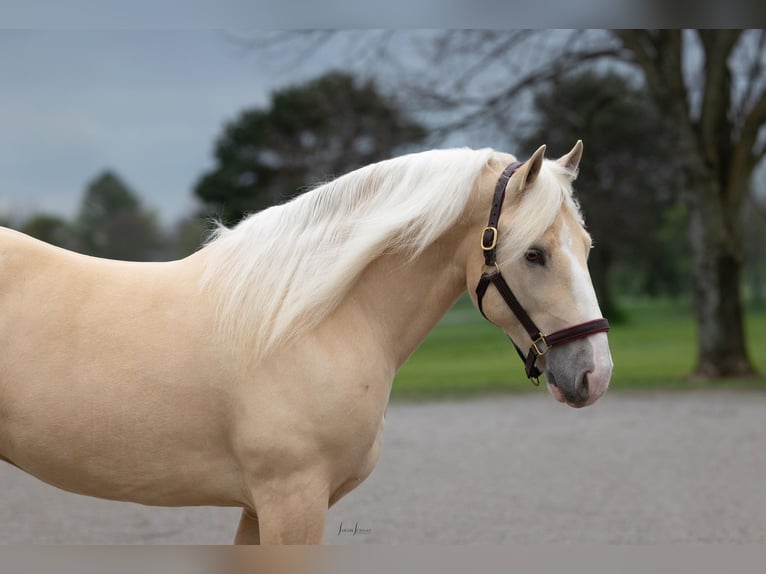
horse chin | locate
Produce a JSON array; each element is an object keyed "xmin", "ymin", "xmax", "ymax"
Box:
[
  {"xmin": 546, "ymin": 375, "xmax": 566, "ymax": 404},
  {"xmin": 545, "ymin": 370, "xmax": 593, "ymax": 408},
  {"xmin": 547, "ymin": 380, "xmax": 566, "ymax": 403}
]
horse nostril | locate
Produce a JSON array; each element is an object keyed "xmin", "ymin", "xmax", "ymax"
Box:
[{"xmin": 577, "ymin": 372, "xmax": 590, "ymax": 401}]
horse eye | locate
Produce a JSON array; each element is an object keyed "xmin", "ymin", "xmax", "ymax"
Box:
[{"xmin": 525, "ymin": 249, "xmax": 545, "ymax": 265}]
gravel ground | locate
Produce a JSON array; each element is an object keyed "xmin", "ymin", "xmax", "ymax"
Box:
[{"xmin": 0, "ymin": 389, "xmax": 764, "ymax": 544}]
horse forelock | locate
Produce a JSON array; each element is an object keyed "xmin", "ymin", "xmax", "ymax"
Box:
[
  {"xmin": 200, "ymin": 147, "xmax": 497, "ymax": 364},
  {"xmin": 496, "ymin": 159, "xmax": 584, "ymax": 267}
]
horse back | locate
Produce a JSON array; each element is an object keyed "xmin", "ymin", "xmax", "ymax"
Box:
[{"xmin": 0, "ymin": 227, "xmax": 246, "ymax": 506}]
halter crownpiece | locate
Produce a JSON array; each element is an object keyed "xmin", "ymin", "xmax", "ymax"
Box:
[{"xmin": 475, "ymin": 159, "xmax": 610, "ymax": 385}]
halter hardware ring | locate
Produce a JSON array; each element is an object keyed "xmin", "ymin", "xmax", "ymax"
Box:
[
  {"xmin": 481, "ymin": 226, "xmax": 498, "ymax": 251},
  {"xmin": 531, "ymin": 334, "xmax": 550, "ymax": 357}
]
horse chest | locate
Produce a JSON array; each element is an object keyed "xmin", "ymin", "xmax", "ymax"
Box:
[{"xmin": 329, "ymin": 414, "xmax": 385, "ymax": 507}]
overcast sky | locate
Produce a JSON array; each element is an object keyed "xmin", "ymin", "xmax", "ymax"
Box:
[
  {"xmin": 0, "ymin": 29, "xmax": 552, "ymax": 229},
  {"xmin": 0, "ymin": 30, "xmax": 339, "ymax": 226}
]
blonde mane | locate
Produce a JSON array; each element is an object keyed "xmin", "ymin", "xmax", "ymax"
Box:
[{"xmin": 200, "ymin": 149, "xmax": 581, "ymax": 363}]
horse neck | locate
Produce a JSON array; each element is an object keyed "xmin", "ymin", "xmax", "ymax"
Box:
[
  {"xmin": 330, "ymin": 221, "xmax": 474, "ymax": 372},
  {"xmin": 322, "ymin": 163, "xmax": 502, "ymax": 372}
]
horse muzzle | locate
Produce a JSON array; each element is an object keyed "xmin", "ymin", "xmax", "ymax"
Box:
[{"xmin": 545, "ymin": 333, "xmax": 613, "ymax": 408}]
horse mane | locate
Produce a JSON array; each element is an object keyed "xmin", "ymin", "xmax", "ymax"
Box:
[{"xmin": 200, "ymin": 148, "xmax": 580, "ymax": 363}]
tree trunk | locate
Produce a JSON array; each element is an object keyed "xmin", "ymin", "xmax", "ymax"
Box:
[
  {"xmin": 750, "ymin": 264, "xmax": 764, "ymax": 308},
  {"xmin": 686, "ymin": 177, "xmax": 758, "ymax": 378}
]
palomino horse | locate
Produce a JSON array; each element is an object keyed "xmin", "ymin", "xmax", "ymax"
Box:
[{"xmin": 0, "ymin": 142, "xmax": 612, "ymax": 544}]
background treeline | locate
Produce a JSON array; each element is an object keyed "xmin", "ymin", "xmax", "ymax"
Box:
[{"xmin": 9, "ymin": 170, "xmax": 208, "ymax": 262}]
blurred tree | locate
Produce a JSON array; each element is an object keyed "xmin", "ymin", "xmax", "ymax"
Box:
[
  {"xmin": 20, "ymin": 214, "xmax": 80, "ymax": 250},
  {"xmin": 194, "ymin": 71, "xmax": 426, "ymax": 224},
  {"xmin": 170, "ymin": 215, "xmax": 211, "ymax": 258},
  {"xmin": 614, "ymin": 30, "xmax": 763, "ymax": 378},
  {"xmin": 743, "ymin": 191, "xmax": 766, "ymax": 308},
  {"xmin": 77, "ymin": 170, "xmax": 165, "ymax": 261},
  {"xmin": 519, "ymin": 71, "xmax": 685, "ymax": 320},
  {"xmin": 0, "ymin": 214, "xmax": 13, "ymax": 229}
]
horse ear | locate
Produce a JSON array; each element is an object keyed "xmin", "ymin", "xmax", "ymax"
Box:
[
  {"xmin": 517, "ymin": 144, "xmax": 546, "ymax": 189},
  {"xmin": 557, "ymin": 140, "xmax": 583, "ymax": 175}
]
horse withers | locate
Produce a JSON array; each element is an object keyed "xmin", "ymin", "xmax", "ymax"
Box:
[{"xmin": 0, "ymin": 142, "xmax": 612, "ymax": 543}]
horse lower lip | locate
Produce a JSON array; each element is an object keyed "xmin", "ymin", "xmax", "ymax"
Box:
[{"xmin": 547, "ymin": 380, "xmax": 566, "ymax": 403}]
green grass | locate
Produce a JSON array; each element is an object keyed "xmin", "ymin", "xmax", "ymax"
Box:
[{"xmin": 390, "ymin": 296, "xmax": 766, "ymax": 401}]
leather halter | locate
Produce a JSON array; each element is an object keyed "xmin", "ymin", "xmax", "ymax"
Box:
[{"xmin": 475, "ymin": 160, "xmax": 610, "ymax": 385}]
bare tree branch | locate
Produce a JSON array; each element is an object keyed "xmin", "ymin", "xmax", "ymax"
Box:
[
  {"xmin": 741, "ymin": 86, "xmax": 766, "ymax": 147},
  {"xmin": 233, "ymin": 30, "xmax": 630, "ymax": 148},
  {"xmin": 660, "ymin": 30, "xmax": 689, "ymax": 109},
  {"xmin": 228, "ymin": 30, "xmax": 336, "ymax": 66},
  {"xmin": 614, "ymin": 31, "xmax": 663, "ymax": 95},
  {"xmin": 749, "ymin": 187, "xmax": 766, "ymax": 219},
  {"xmin": 698, "ymin": 30, "xmax": 742, "ymax": 166},
  {"xmin": 615, "ymin": 30, "xmax": 689, "ymax": 119},
  {"xmin": 732, "ymin": 86, "xmax": 766, "ymax": 181},
  {"xmin": 756, "ymin": 139, "xmax": 766, "ymax": 164},
  {"xmin": 450, "ymin": 30, "xmax": 536, "ymax": 93},
  {"xmin": 422, "ymin": 45, "xmax": 628, "ymax": 141},
  {"xmin": 733, "ymin": 30, "xmax": 766, "ymax": 133}
]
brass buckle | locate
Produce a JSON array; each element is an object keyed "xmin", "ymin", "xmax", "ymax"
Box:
[
  {"xmin": 481, "ymin": 226, "xmax": 498, "ymax": 251},
  {"xmin": 531, "ymin": 334, "xmax": 550, "ymax": 357}
]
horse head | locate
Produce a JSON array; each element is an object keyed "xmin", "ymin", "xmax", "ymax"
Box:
[{"xmin": 467, "ymin": 142, "xmax": 613, "ymax": 408}]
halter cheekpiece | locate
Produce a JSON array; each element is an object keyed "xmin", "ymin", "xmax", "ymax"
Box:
[{"xmin": 475, "ymin": 160, "xmax": 610, "ymax": 385}]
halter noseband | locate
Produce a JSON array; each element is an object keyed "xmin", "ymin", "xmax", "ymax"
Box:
[{"xmin": 475, "ymin": 160, "xmax": 610, "ymax": 385}]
